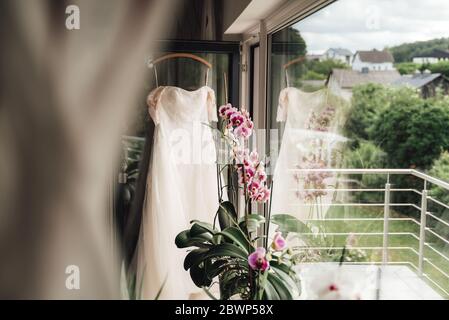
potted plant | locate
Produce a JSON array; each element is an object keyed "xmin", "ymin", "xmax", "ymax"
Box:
[{"xmin": 175, "ymin": 104, "xmax": 302, "ymax": 300}]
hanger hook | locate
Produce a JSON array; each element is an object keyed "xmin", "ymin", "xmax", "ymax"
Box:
[{"xmin": 147, "ymin": 56, "xmax": 154, "ymax": 69}]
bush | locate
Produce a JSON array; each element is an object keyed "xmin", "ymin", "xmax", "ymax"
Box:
[
  {"xmin": 343, "ymin": 141, "xmax": 388, "ymax": 202},
  {"xmin": 395, "ymin": 62, "xmax": 420, "ymax": 75},
  {"xmin": 303, "ymin": 70, "xmax": 327, "ymax": 80},
  {"xmin": 345, "ymin": 83, "xmax": 390, "ymax": 142},
  {"xmin": 429, "ymin": 152, "xmax": 449, "ymax": 204},
  {"xmin": 371, "ymin": 88, "xmax": 449, "ymax": 170},
  {"xmin": 428, "ymin": 152, "xmax": 449, "ymax": 236},
  {"xmin": 429, "ymin": 61, "xmax": 449, "ymax": 77},
  {"xmin": 306, "ymin": 59, "xmax": 348, "ymax": 77}
]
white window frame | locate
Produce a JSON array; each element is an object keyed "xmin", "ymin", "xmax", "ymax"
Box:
[
  {"xmin": 238, "ymin": 0, "xmax": 335, "ymax": 217},
  {"xmin": 240, "ymin": 0, "xmax": 336, "ymax": 129}
]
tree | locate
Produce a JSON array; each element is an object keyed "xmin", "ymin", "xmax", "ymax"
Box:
[
  {"xmin": 395, "ymin": 62, "xmax": 420, "ymax": 75},
  {"xmin": 345, "ymin": 83, "xmax": 390, "ymax": 142},
  {"xmin": 389, "ymin": 37, "xmax": 449, "ymax": 63},
  {"xmin": 429, "ymin": 152, "xmax": 449, "ymax": 204},
  {"xmin": 372, "ymin": 89, "xmax": 449, "ymax": 169},
  {"xmin": 343, "ymin": 141, "xmax": 388, "ymax": 203},
  {"xmin": 428, "ymin": 152, "xmax": 449, "ymax": 233},
  {"xmin": 306, "ymin": 59, "xmax": 348, "ymax": 77},
  {"xmin": 429, "ymin": 61, "xmax": 449, "ymax": 77}
]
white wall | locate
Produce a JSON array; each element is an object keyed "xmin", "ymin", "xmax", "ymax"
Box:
[
  {"xmin": 352, "ymin": 54, "xmax": 394, "ymax": 71},
  {"xmin": 413, "ymin": 57, "xmax": 449, "ymax": 64}
]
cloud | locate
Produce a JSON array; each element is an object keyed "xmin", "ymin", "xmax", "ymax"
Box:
[{"xmin": 292, "ymin": 0, "xmax": 449, "ymax": 53}]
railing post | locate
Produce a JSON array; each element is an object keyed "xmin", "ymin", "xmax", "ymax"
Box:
[
  {"xmin": 382, "ymin": 182, "xmax": 391, "ymax": 265},
  {"xmin": 418, "ymin": 189, "xmax": 428, "ymax": 275}
]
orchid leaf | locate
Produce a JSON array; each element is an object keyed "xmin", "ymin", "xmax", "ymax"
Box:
[
  {"xmin": 243, "ymin": 214, "xmax": 266, "ymax": 233},
  {"xmin": 190, "ymin": 262, "xmax": 212, "ymax": 288},
  {"xmin": 271, "ymin": 214, "xmax": 311, "ymax": 234},
  {"xmin": 267, "ymin": 272, "xmax": 293, "ymax": 300},
  {"xmin": 216, "ymin": 227, "xmax": 250, "ymax": 254},
  {"xmin": 190, "ymin": 222, "xmax": 217, "ymax": 237},
  {"xmin": 183, "ymin": 248, "xmax": 208, "ymax": 271},
  {"xmin": 205, "ymin": 243, "xmax": 248, "ymax": 261},
  {"xmin": 217, "ymin": 201, "xmax": 238, "ymax": 230},
  {"xmin": 263, "ymin": 278, "xmax": 280, "ymax": 300},
  {"xmin": 175, "ymin": 231, "xmax": 213, "ymax": 248},
  {"xmin": 175, "ymin": 230, "xmax": 191, "ymax": 248},
  {"xmin": 271, "ymin": 265, "xmax": 301, "ymax": 297}
]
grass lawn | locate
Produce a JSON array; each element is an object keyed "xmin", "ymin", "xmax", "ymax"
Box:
[{"xmin": 298, "ymin": 205, "xmax": 449, "ymax": 298}]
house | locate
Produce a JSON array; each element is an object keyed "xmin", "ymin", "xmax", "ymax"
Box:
[
  {"xmin": 352, "ymin": 49, "xmax": 395, "ymax": 72},
  {"xmin": 322, "ymin": 48, "xmax": 353, "ymax": 65},
  {"xmin": 412, "ymin": 49, "xmax": 449, "ymax": 64},
  {"xmin": 392, "ymin": 70, "xmax": 449, "ymax": 98},
  {"xmin": 306, "ymin": 53, "xmax": 323, "ymax": 61},
  {"xmin": 327, "ymin": 68, "xmax": 401, "ymax": 99}
]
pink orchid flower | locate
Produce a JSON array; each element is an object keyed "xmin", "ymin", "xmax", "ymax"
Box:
[
  {"xmin": 249, "ymin": 181, "xmax": 260, "ymax": 195},
  {"xmin": 249, "ymin": 151, "xmax": 259, "ymax": 163},
  {"xmin": 219, "ymin": 103, "xmax": 232, "ymax": 117},
  {"xmin": 261, "ymin": 188, "xmax": 271, "ymax": 202},
  {"xmin": 230, "ymin": 113, "xmax": 245, "ymax": 127},
  {"xmin": 224, "ymin": 107, "xmax": 238, "ymax": 119},
  {"xmin": 234, "ymin": 124, "xmax": 251, "ymax": 139},
  {"xmin": 248, "ymin": 247, "xmax": 270, "ymax": 271},
  {"xmin": 272, "ymin": 232, "xmax": 287, "ymax": 251}
]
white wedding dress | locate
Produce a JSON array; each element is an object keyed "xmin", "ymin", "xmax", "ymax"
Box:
[
  {"xmin": 135, "ymin": 86, "xmax": 219, "ymax": 300},
  {"xmin": 271, "ymin": 87, "xmax": 348, "ymax": 221}
]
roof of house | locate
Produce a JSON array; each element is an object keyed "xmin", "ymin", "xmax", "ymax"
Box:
[
  {"xmin": 355, "ymin": 50, "xmax": 394, "ymax": 63},
  {"xmin": 413, "ymin": 49, "xmax": 449, "ymax": 59},
  {"xmin": 392, "ymin": 72, "xmax": 443, "ymax": 88},
  {"xmin": 327, "ymin": 48, "xmax": 353, "ymax": 56},
  {"xmin": 329, "ymin": 68, "xmax": 401, "ymax": 89},
  {"xmin": 306, "ymin": 54, "xmax": 323, "ymax": 60}
]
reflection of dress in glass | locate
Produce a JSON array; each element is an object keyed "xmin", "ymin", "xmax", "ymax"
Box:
[
  {"xmin": 136, "ymin": 86, "xmax": 219, "ymax": 300},
  {"xmin": 271, "ymin": 87, "xmax": 348, "ymax": 221}
]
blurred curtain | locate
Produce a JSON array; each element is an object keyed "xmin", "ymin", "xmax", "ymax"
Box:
[{"xmin": 0, "ymin": 0, "xmax": 173, "ymax": 299}]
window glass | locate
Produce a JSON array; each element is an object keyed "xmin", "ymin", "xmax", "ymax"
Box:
[{"xmin": 267, "ymin": 0, "xmax": 449, "ymax": 299}]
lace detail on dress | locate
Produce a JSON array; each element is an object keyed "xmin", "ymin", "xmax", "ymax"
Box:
[
  {"xmin": 206, "ymin": 87, "xmax": 218, "ymax": 122},
  {"xmin": 147, "ymin": 86, "xmax": 166, "ymax": 125},
  {"xmin": 277, "ymin": 88, "xmax": 289, "ymax": 122}
]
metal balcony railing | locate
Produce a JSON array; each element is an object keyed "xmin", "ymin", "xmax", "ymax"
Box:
[{"xmin": 288, "ymin": 169, "xmax": 449, "ymax": 297}]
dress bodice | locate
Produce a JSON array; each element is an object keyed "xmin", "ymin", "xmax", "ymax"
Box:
[
  {"xmin": 147, "ymin": 86, "xmax": 217, "ymax": 126},
  {"xmin": 277, "ymin": 87, "xmax": 326, "ymax": 129}
]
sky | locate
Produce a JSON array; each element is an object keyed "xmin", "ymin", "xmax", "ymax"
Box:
[{"xmin": 294, "ymin": 0, "xmax": 449, "ymax": 54}]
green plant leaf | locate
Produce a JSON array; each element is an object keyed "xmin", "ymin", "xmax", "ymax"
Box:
[
  {"xmin": 190, "ymin": 221, "xmax": 217, "ymax": 235},
  {"xmin": 190, "ymin": 263, "xmax": 212, "ymax": 288},
  {"xmin": 263, "ymin": 278, "xmax": 280, "ymax": 300},
  {"xmin": 205, "ymin": 243, "xmax": 248, "ymax": 261},
  {"xmin": 271, "ymin": 265, "xmax": 300, "ymax": 297},
  {"xmin": 184, "ymin": 248, "xmax": 209, "ymax": 271},
  {"xmin": 267, "ymin": 272, "xmax": 293, "ymax": 300},
  {"xmin": 240, "ymin": 214, "xmax": 265, "ymax": 224},
  {"xmin": 205, "ymin": 259, "xmax": 229, "ymax": 279},
  {"xmin": 216, "ymin": 227, "xmax": 250, "ymax": 254},
  {"xmin": 217, "ymin": 201, "xmax": 238, "ymax": 230},
  {"xmin": 271, "ymin": 214, "xmax": 311, "ymax": 234},
  {"xmin": 243, "ymin": 214, "xmax": 266, "ymax": 233},
  {"xmin": 175, "ymin": 229, "xmax": 213, "ymax": 248},
  {"xmin": 175, "ymin": 230, "xmax": 191, "ymax": 248}
]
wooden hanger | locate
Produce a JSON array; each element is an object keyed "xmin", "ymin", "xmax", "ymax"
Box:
[
  {"xmin": 148, "ymin": 53, "xmax": 212, "ymax": 69},
  {"xmin": 283, "ymin": 56, "xmax": 306, "ymax": 70},
  {"xmin": 148, "ymin": 53, "xmax": 212, "ymax": 88},
  {"xmin": 283, "ymin": 56, "xmax": 306, "ymax": 87}
]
